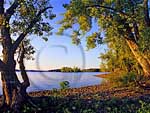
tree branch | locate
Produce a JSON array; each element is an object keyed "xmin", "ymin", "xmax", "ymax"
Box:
[
  {"xmin": 18, "ymin": 42, "xmax": 30, "ymax": 88},
  {"xmin": 12, "ymin": 6, "xmax": 53, "ymax": 52},
  {"xmin": 86, "ymin": 5, "xmax": 130, "ymax": 17},
  {"xmin": 5, "ymin": 0, "xmax": 19, "ymax": 21},
  {"xmin": 143, "ymin": 0, "xmax": 150, "ymax": 27},
  {"xmin": 0, "ymin": 0, "xmax": 4, "ymax": 14}
]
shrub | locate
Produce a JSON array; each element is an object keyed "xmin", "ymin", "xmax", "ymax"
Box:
[
  {"xmin": 118, "ymin": 72, "xmax": 137, "ymax": 86},
  {"xmin": 107, "ymin": 72, "xmax": 137, "ymax": 87},
  {"xmin": 59, "ymin": 81, "xmax": 70, "ymax": 90},
  {"xmin": 137, "ymin": 100, "xmax": 150, "ymax": 113}
]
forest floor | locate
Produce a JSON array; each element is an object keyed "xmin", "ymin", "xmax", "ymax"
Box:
[{"xmin": 1, "ymin": 74, "xmax": 150, "ymax": 112}]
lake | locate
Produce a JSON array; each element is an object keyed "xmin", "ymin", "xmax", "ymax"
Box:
[{"xmin": 0, "ymin": 72, "xmax": 105, "ymax": 95}]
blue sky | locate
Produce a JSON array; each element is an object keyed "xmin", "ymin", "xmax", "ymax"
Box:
[
  {"xmin": 2, "ymin": 0, "xmax": 148, "ymax": 71},
  {"xmin": 18, "ymin": 0, "xmax": 107, "ymax": 70}
]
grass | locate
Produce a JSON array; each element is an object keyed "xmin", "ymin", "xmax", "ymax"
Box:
[
  {"xmin": 18, "ymin": 94, "xmax": 150, "ymax": 113},
  {"xmin": 17, "ymin": 82, "xmax": 150, "ymax": 113}
]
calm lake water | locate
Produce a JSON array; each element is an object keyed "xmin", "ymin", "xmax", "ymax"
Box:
[{"xmin": 0, "ymin": 72, "xmax": 105, "ymax": 95}]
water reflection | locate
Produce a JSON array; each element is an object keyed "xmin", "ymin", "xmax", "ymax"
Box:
[{"xmin": 0, "ymin": 72, "xmax": 104, "ymax": 95}]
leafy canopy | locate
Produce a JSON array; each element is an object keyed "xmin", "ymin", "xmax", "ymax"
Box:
[
  {"xmin": 1, "ymin": 0, "xmax": 55, "ymax": 42},
  {"xmin": 59, "ymin": 0, "xmax": 149, "ymax": 51}
]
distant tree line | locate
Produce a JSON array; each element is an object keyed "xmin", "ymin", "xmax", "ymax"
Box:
[
  {"xmin": 60, "ymin": 67, "xmax": 100, "ymax": 72},
  {"xmin": 61, "ymin": 67, "xmax": 81, "ymax": 72},
  {"xmin": 82, "ymin": 68, "xmax": 100, "ymax": 72}
]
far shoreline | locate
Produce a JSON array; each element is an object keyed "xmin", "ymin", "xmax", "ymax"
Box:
[
  {"xmin": 95, "ymin": 72, "xmax": 110, "ymax": 78},
  {"xmin": 15, "ymin": 68, "xmax": 101, "ymax": 73}
]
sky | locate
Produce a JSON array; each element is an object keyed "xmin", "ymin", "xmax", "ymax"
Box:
[
  {"xmin": 1, "ymin": 0, "xmax": 107, "ymax": 70},
  {"xmin": 20, "ymin": 0, "xmax": 107, "ymax": 70}
]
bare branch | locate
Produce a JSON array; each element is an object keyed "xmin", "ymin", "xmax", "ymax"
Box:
[
  {"xmin": 12, "ymin": 6, "xmax": 53, "ymax": 52},
  {"xmin": 12, "ymin": 33, "xmax": 27, "ymax": 52},
  {"xmin": 86, "ymin": 5, "xmax": 130, "ymax": 17},
  {"xmin": 5, "ymin": 0, "xmax": 19, "ymax": 21},
  {"xmin": 18, "ymin": 42, "xmax": 30, "ymax": 88}
]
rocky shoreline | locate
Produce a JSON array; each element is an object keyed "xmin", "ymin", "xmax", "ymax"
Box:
[
  {"xmin": 1, "ymin": 82, "xmax": 150, "ymax": 113},
  {"xmin": 1, "ymin": 80, "xmax": 150, "ymax": 102},
  {"xmin": 27, "ymin": 83, "xmax": 150, "ymax": 100}
]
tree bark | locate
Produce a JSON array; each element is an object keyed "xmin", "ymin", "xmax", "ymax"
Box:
[
  {"xmin": 1, "ymin": 27, "xmax": 20, "ymax": 108},
  {"xmin": 0, "ymin": 4, "xmax": 52, "ymax": 112},
  {"xmin": 126, "ymin": 39, "xmax": 150, "ymax": 76},
  {"xmin": 18, "ymin": 42, "xmax": 30, "ymax": 94},
  {"xmin": 0, "ymin": 15, "xmax": 22, "ymax": 112},
  {"xmin": 143, "ymin": 0, "xmax": 150, "ymax": 27},
  {"xmin": 1, "ymin": 40, "xmax": 31, "ymax": 112}
]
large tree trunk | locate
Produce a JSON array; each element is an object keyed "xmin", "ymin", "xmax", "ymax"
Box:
[
  {"xmin": 0, "ymin": 18, "xmax": 26, "ymax": 112},
  {"xmin": 0, "ymin": 16, "xmax": 35, "ymax": 113},
  {"xmin": 126, "ymin": 39, "xmax": 150, "ymax": 76},
  {"xmin": 0, "ymin": 24, "xmax": 19, "ymax": 108},
  {"xmin": 1, "ymin": 60, "xmax": 17, "ymax": 107},
  {"xmin": 1, "ymin": 40, "xmax": 32, "ymax": 113}
]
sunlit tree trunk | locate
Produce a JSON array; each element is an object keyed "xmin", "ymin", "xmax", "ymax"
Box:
[
  {"xmin": 124, "ymin": 2, "xmax": 150, "ymax": 76},
  {"xmin": 126, "ymin": 39, "xmax": 150, "ymax": 76},
  {"xmin": 0, "ymin": 16, "xmax": 25, "ymax": 112},
  {"xmin": 1, "ymin": 39, "xmax": 32, "ymax": 112},
  {"xmin": 0, "ymin": 24, "xmax": 20, "ymax": 108}
]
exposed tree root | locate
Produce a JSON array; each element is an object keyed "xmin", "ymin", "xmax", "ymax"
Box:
[
  {"xmin": 136, "ymin": 76, "xmax": 150, "ymax": 90},
  {"xmin": 11, "ymin": 41, "xmax": 39, "ymax": 113},
  {"xmin": 137, "ymin": 81, "xmax": 150, "ymax": 90}
]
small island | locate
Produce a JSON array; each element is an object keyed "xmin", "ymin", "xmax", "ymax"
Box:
[
  {"xmin": 48, "ymin": 67, "xmax": 100, "ymax": 72},
  {"xmin": 60, "ymin": 67, "xmax": 100, "ymax": 72}
]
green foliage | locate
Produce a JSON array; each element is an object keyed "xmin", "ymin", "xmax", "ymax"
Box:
[
  {"xmin": 18, "ymin": 39, "xmax": 35, "ymax": 60},
  {"xmin": 59, "ymin": 0, "xmax": 139, "ymax": 48},
  {"xmin": 71, "ymin": 31, "xmax": 81, "ymax": 45},
  {"xmin": 72, "ymin": 66, "xmax": 81, "ymax": 72},
  {"xmin": 22, "ymin": 104, "xmax": 36, "ymax": 113},
  {"xmin": 108, "ymin": 72, "xmax": 137, "ymax": 87},
  {"xmin": 19, "ymin": 97, "xmax": 150, "ymax": 113},
  {"xmin": 61, "ymin": 67, "xmax": 73, "ymax": 72},
  {"xmin": 61, "ymin": 66, "xmax": 81, "ymax": 72},
  {"xmin": 82, "ymin": 68, "xmax": 100, "ymax": 72},
  {"xmin": 59, "ymin": 0, "xmax": 150, "ymax": 76},
  {"xmin": 99, "ymin": 34, "xmax": 143, "ymax": 74},
  {"xmin": 8, "ymin": 91, "xmax": 150, "ymax": 113},
  {"xmin": 82, "ymin": 109, "xmax": 95, "ymax": 113},
  {"xmin": 60, "ymin": 67, "xmax": 100, "ymax": 72},
  {"xmin": 139, "ymin": 27, "xmax": 150, "ymax": 53},
  {"xmin": 86, "ymin": 32, "xmax": 102, "ymax": 50},
  {"xmin": 137, "ymin": 100, "xmax": 150, "ymax": 113},
  {"xmin": 59, "ymin": 81, "xmax": 70, "ymax": 90},
  {"xmin": 117, "ymin": 72, "xmax": 137, "ymax": 87},
  {"xmin": 5, "ymin": 0, "xmax": 55, "ymax": 42}
]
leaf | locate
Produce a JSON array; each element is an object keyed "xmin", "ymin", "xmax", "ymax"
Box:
[{"xmin": 42, "ymin": 37, "xmax": 48, "ymax": 42}]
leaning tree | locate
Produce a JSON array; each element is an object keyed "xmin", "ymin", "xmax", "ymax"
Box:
[
  {"xmin": 59, "ymin": 0, "xmax": 150, "ymax": 76},
  {"xmin": 0, "ymin": 0, "xmax": 55, "ymax": 111}
]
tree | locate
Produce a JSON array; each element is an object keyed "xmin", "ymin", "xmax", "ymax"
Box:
[
  {"xmin": 72, "ymin": 66, "xmax": 81, "ymax": 72},
  {"xmin": 61, "ymin": 66, "xmax": 81, "ymax": 72},
  {"xmin": 59, "ymin": 0, "xmax": 150, "ymax": 76},
  {"xmin": 17, "ymin": 39, "xmax": 35, "ymax": 97},
  {"xmin": 0, "ymin": 0, "xmax": 55, "ymax": 111},
  {"xmin": 99, "ymin": 33, "xmax": 142, "ymax": 74}
]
